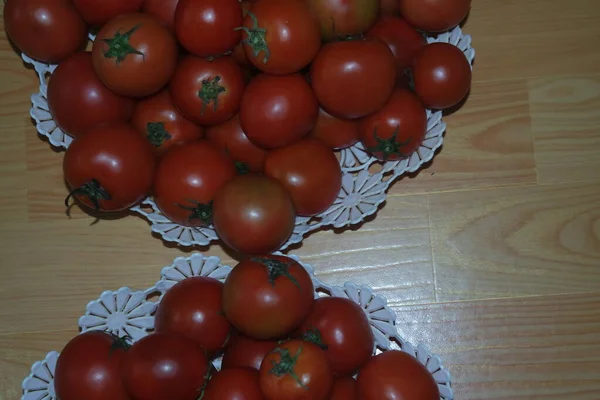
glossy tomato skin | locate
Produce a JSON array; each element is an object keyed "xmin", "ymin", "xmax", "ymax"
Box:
[
  {"xmin": 63, "ymin": 123, "xmax": 156, "ymax": 212},
  {"xmin": 240, "ymin": 73, "xmax": 318, "ymax": 149},
  {"xmin": 206, "ymin": 114, "xmax": 267, "ymax": 173},
  {"xmin": 260, "ymin": 340, "xmax": 333, "ymax": 400},
  {"xmin": 3, "ymin": 0, "xmax": 87, "ymax": 63},
  {"xmin": 153, "ymin": 141, "xmax": 236, "ymax": 226},
  {"xmin": 359, "ymin": 89, "xmax": 427, "ymax": 161},
  {"xmin": 222, "ymin": 334, "xmax": 279, "ymax": 371},
  {"xmin": 154, "ymin": 277, "xmax": 231, "ymax": 357},
  {"xmin": 92, "ymin": 13, "xmax": 178, "ymax": 97},
  {"xmin": 131, "ymin": 89, "xmax": 204, "ymax": 156},
  {"xmin": 309, "ymin": 108, "xmax": 359, "ymax": 150},
  {"xmin": 223, "ymin": 255, "xmax": 314, "ymax": 339},
  {"xmin": 412, "ymin": 42, "xmax": 472, "ymax": 109},
  {"xmin": 54, "ymin": 331, "xmax": 130, "ymax": 400},
  {"xmin": 122, "ymin": 333, "xmax": 209, "ymax": 400},
  {"xmin": 311, "ymin": 39, "xmax": 396, "ymax": 119},
  {"xmin": 142, "ymin": 0, "xmax": 180, "ymax": 31},
  {"xmin": 73, "ymin": 0, "xmax": 143, "ymax": 27},
  {"xmin": 357, "ymin": 350, "xmax": 440, "ymax": 400},
  {"xmin": 203, "ymin": 368, "xmax": 264, "ymax": 400},
  {"xmin": 399, "ymin": 0, "xmax": 471, "ymax": 32},
  {"xmin": 170, "ymin": 55, "xmax": 245, "ymax": 126},
  {"xmin": 240, "ymin": 0, "xmax": 320, "ymax": 74},
  {"xmin": 305, "ymin": 0, "xmax": 379, "ymax": 42},
  {"xmin": 47, "ymin": 52, "xmax": 135, "ymax": 138},
  {"xmin": 330, "ymin": 377, "xmax": 358, "ymax": 400}
]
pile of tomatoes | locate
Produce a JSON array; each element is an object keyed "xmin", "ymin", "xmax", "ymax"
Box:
[
  {"xmin": 4, "ymin": 0, "xmax": 472, "ymax": 255},
  {"xmin": 52, "ymin": 255, "xmax": 440, "ymax": 400}
]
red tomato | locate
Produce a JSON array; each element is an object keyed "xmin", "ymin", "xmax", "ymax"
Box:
[
  {"xmin": 359, "ymin": 89, "xmax": 427, "ymax": 161},
  {"xmin": 411, "ymin": 42, "xmax": 472, "ymax": 109},
  {"xmin": 3, "ymin": 0, "xmax": 87, "ymax": 63},
  {"xmin": 142, "ymin": 0, "xmax": 180, "ymax": 31},
  {"xmin": 92, "ymin": 13, "xmax": 178, "ymax": 97},
  {"xmin": 311, "ymin": 39, "xmax": 395, "ymax": 119},
  {"xmin": 380, "ymin": 0, "xmax": 399, "ymax": 16},
  {"xmin": 202, "ymin": 368, "xmax": 264, "ymax": 400},
  {"xmin": 330, "ymin": 377, "xmax": 358, "ymax": 400},
  {"xmin": 223, "ymin": 255, "xmax": 314, "ymax": 339},
  {"xmin": 239, "ymin": 0, "xmax": 320, "ymax": 74},
  {"xmin": 264, "ymin": 138, "xmax": 341, "ymax": 217},
  {"xmin": 357, "ymin": 350, "xmax": 440, "ymax": 400},
  {"xmin": 54, "ymin": 331, "xmax": 129, "ymax": 400},
  {"xmin": 170, "ymin": 55, "xmax": 245, "ymax": 126},
  {"xmin": 205, "ymin": 114, "xmax": 267, "ymax": 173},
  {"xmin": 399, "ymin": 0, "xmax": 471, "ymax": 32},
  {"xmin": 131, "ymin": 89, "xmax": 204, "ymax": 156},
  {"xmin": 222, "ymin": 334, "xmax": 279, "ymax": 371},
  {"xmin": 309, "ymin": 108, "xmax": 359, "ymax": 150},
  {"xmin": 240, "ymin": 73, "xmax": 318, "ymax": 149},
  {"xmin": 155, "ymin": 277, "xmax": 231, "ymax": 357},
  {"xmin": 153, "ymin": 141, "xmax": 236, "ymax": 226},
  {"xmin": 122, "ymin": 333, "xmax": 209, "ymax": 400},
  {"xmin": 63, "ymin": 123, "xmax": 156, "ymax": 212},
  {"xmin": 47, "ymin": 52, "xmax": 134, "ymax": 138},
  {"xmin": 260, "ymin": 340, "xmax": 333, "ymax": 400},
  {"xmin": 305, "ymin": 0, "xmax": 379, "ymax": 42},
  {"xmin": 73, "ymin": 0, "xmax": 143, "ymax": 27}
]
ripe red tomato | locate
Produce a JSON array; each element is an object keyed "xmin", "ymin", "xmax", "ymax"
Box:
[
  {"xmin": 399, "ymin": 0, "xmax": 471, "ymax": 32},
  {"xmin": 153, "ymin": 141, "xmax": 236, "ymax": 226},
  {"xmin": 122, "ymin": 333, "xmax": 209, "ymax": 400},
  {"xmin": 297, "ymin": 297, "xmax": 374, "ymax": 377},
  {"xmin": 264, "ymin": 138, "xmax": 341, "ymax": 216},
  {"xmin": 202, "ymin": 368, "xmax": 264, "ymax": 400},
  {"xmin": 63, "ymin": 123, "xmax": 156, "ymax": 212},
  {"xmin": 213, "ymin": 174, "xmax": 296, "ymax": 255},
  {"xmin": 131, "ymin": 89, "xmax": 204, "ymax": 156},
  {"xmin": 73, "ymin": 0, "xmax": 143, "ymax": 27},
  {"xmin": 309, "ymin": 108, "xmax": 359, "ymax": 150},
  {"xmin": 380, "ymin": 0, "xmax": 399, "ymax": 16},
  {"xmin": 142, "ymin": 0, "xmax": 180, "ymax": 31},
  {"xmin": 222, "ymin": 334, "xmax": 279, "ymax": 371},
  {"xmin": 92, "ymin": 13, "xmax": 178, "ymax": 97},
  {"xmin": 311, "ymin": 38, "xmax": 396, "ymax": 119},
  {"xmin": 205, "ymin": 114, "xmax": 267, "ymax": 173},
  {"xmin": 175, "ymin": 0, "xmax": 242, "ymax": 57},
  {"xmin": 54, "ymin": 331, "xmax": 129, "ymax": 400},
  {"xmin": 170, "ymin": 55, "xmax": 245, "ymax": 126},
  {"xmin": 155, "ymin": 277, "xmax": 231, "ymax": 357},
  {"xmin": 357, "ymin": 350, "xmax": 440, "ymax": 400},
  {"xmin": 240, "ymin": 73, "xmax": 318, "ymax": 149},
  {"xmin": 412, "ymin": 42, "xmax": 472, "ymax": 109},
  {"xmin": 260, "ymin": 340, "xmax": 333, "ymax": 400},
  {"xmin": 359, "ymin": 89, "xmax": 427, "ymax": 161},
  {"xmin": 239, "ymin": 0, "xmax": 320, "ymax": 74},
  {"xmin": 330, "ymin": 377, "xmax": 358, "ymax": 400},
  {"xmin": 3, "ymin": 0, "xmax": 87, "ymax": 63},
  {"xmin": 47, "ymin": 52, "xmax": 134, "ymax": 138},
  {"xmin": 223, "ymin": 255, "xmax": 314, "ymax": 339},
  {"xmin": 305, "ymin": 0, "xmax": 379, "ymax": 42}
]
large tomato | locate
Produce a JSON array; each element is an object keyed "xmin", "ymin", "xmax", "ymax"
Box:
[
  {"xmin": 131, "ymin": 89, "xmax": 204, "ymax": 156},
  {"xmin": 359, "ymin": 89, "xmax": 427, "ymax": 161},
  {"xmin": 142, "ymin": 0, "xmax": 180, "ymax": 31},
  {"xmin": 153, "ymin": 141, "xmax": 236, "ymax": 227},
  {"xmin": 63, "ymin": 123, "xmax": 156, "ymax": 212},
  {"xmin": 54, "ymin": 331, "xmax": 129, "ymax": 400},
  {"xmin": 309, "ymin": 108, "xmax": 359, "ymax": 150},
  {"xmin": 264, "ymin": 138, "xmax": 341, "ymax": 216},
  {"xmin": 260, "ymin": 340, "xmax": 333, "ymax": 400},
  {"xmin": 154, "ymin": 277, "xmax": 232, "ymax": 357},
  {"xmin": 240, "ymin": 73, "xmax": 318, "ymax": 149},
  {"xmin": 357, "ymin": 350, "xmax": 440, "ymax": 400},
  {"xmin": 92, "ymin": 13, "xmax": 178, "ymax": 97},
  {"xmin": 73, "ymin": 0, "xmax": 143, "ymax": 27},
  {"xmin": 122, "ymin": 333, "xmax": 209, "ymax": 400},
  {"xmin": 411, "ymin": 42, "xmax": 472, "ymax": 109},
  {"xmin": 170, "ymin": 55, "xmax": 245, "ymax": 126},
  {"xmin": 222, "ymin": 334, "xmax": 279, "ymax": 371},
  {"xmin": 202, "ymin": 368, "xmax": 264, "ymax": 400},
  {"xmin": 239, "ymin": 0, "xmax": 320, "ymax": 74},
  {"xmin": 223, "ymin": 255, "xmax": 314, "ymax": 339},
  {"xmin": 3, "ymin": 0, "xmax": 87, "ymax": 63},
  {"xmin": 330, "ymin": 377, "xmax": 358, "ymax": 400},
  {"xmin": 305, "ymin": 0, "xmax": 379, "ymax": 42},
  {"xmin": 399, "ymin": 0, "xmax": 471, "ymax": 32},
  {"xmin": 175, "ymin": 0, "xmax": 242, "ymax": 57},
  {"xmin": 47, "ymin": 52, "xmax": 135, "ymax": 138},
  {"xmin": 311, "ymin": 38, "xmax": 396, "ymax": 119}
]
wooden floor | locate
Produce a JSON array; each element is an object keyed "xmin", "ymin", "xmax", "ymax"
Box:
[{"xmin": 2, "ymin": 1, "xmax": 600, "ymax": 398}]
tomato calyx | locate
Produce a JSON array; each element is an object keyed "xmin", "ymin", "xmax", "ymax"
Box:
[
  {"xmin": 64, "ymin": 179, "xmax": 112, "ymax": 212},
  {"xmin": 235, "ymin": 161, "xmax": 250, "ymax": 175},
  {"xmin": 251, "ymin": 257, "xmax": 301, "ymax": 289},
  {"xmin": 236, "ymin": 12, "xmax": 270, "ymax": 64},
  {"xmin": 198, "ymin": 76, "xmax": 226, "ymax": 114},
  {"xmin": 106, "ymin": 332, "xmax": 132, "ymax": 355},
  {"xmin": 366, "ymin": 126, "xmax": 412, "ymax": 161},
  {"xmin": 300, "ymin": 327, "xmax": 329, "ymax": 350},
  {"xmin": 269, "ymin": 346, "xmax": 308, "ymax": 389},
  {"xmin": 146, "ymin": 122, "xmax": 172, "ymax": 147},
  {"xmin": 102, "ymin": 24, "xmax": 144, "ymax": 64},
  {"xmin": 176, "ymin": 199, "xmax": 213, "ymax": 225}
]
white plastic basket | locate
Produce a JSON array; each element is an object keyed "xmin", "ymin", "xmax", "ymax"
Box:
[{"xmin": 21, "ymin": 252, "xmax": 454, "ymax": 400}]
